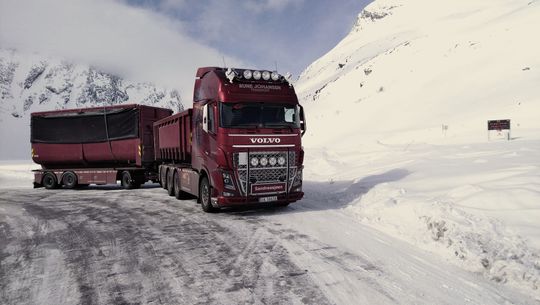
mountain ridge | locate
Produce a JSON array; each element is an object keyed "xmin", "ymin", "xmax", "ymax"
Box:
[
  {"xmin": 297, "ymin": 0, "xmax": 539, "ymax": 149},
  {"xmin": 0, "ymin": 48, "xmax": 183, "ymax": 120},
  {"xmin": 0, "ymin": 48, "xmax": 185, "ymax": 158}
]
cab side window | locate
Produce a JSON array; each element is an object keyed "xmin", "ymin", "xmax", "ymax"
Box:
[{"xmin": 208, "ymin": 103, "xmax": 216, "ymax": 134}]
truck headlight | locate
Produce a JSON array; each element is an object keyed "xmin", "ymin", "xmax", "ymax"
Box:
[
  {"xmin": 292, "ymin": 168, "xmax": 303, "ymax": 188},
  {"xmin": 260, "ymin": 157, "xmax": 268, "ymax": 166},
  {"xmin": 277, "ymin": 156, "xmax": 286, "ymax": 166},
  {"xmin": 222, "ymin": 172, "xmax": 235, "ymax": 190},
  {"xmin": 269, "ymin": 157, "xmax": 277, "ymax": 166},
  {"xmin": 271, "ymin": 72, "xmax": 280, "ymax": 81},
  {"xmin": 243, "ymin": 70, "xmax": 253, "ymax": 79},
  {"xmin": 250, "ymin": 157, "xmax": 259, "ymax": 167},
  {"xmin": 262, "ymin": 71, "xmax": 271, "ymax": 80},
  {"xmin": 292, "ymin": 169, "xmax": 302, "ymax": 192}
]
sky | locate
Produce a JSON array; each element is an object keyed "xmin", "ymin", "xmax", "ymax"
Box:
[
  {"xmin": 125, "ymin": 0, "xmax": 370, "ymax": 75},
  {"xmin": 0, "ymin": 0, "xmax": 370, "ymax": 97}
]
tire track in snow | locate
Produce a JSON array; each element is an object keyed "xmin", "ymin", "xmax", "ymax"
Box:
[{"xmin": 0, "ymin": 188, "xmax": 332, "ymax": 305}]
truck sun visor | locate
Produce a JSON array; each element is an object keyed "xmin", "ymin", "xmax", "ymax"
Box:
[{"xmin": 31, "ymin": 108, "xmax": 139, "ymax": 144}]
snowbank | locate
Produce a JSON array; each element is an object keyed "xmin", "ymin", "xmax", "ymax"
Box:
[
  {"xmin": 0, "ymin": 161, "xmax": 37, "ymax": 189},
  {"xmin": 304, "ymin": 139, "xmax": 540, "ymax": 298}
]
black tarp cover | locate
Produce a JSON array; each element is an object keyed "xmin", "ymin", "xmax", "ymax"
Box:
[{"xmin": 31, "ymin": 108, "xmax": 139, "ymax": 143}]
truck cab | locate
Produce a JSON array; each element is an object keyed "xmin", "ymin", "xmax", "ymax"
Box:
[{"xmin": 191, "ymin": 67, "xmax": 306, "ymax": 210}]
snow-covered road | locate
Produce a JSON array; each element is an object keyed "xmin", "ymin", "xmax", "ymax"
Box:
[{"xmin": 0, "ymin": 185, "xmax": 535, "ymax": 305}]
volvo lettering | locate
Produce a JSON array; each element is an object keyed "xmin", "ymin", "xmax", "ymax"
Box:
[{"xmin": 250, "ymin": 138, "xmax": 281, "ymax": 144}]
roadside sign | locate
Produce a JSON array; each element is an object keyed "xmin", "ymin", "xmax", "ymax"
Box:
[
  {"xmin": 487, "ymin": 119, "xmax": 511, "ymax": 141},
  {"xmin": 488, "ymin": 120, "xmax": 510, "ymax": 131}
]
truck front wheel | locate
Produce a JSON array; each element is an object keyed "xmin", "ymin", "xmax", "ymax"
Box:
[
  {"xmin": 200, "ymin": 177, "xmax": 217, "ymax": 213},
  {"xmin": 42, "ymin": 172, "xmax": 58, "ymax": 190}
]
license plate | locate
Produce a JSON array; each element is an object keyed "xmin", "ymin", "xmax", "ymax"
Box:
[{"xmin": 259, "ymin": 196, "xmax": 278, "ymax": 203}]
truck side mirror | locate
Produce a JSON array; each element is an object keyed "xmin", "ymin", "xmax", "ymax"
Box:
[
  {"xmin": 202, "ymin": 104, "xmax": 208, "ymax": 132},
  {"xmin": 299, "ymin": 105, "xmax": 306, "ymax": 137}
]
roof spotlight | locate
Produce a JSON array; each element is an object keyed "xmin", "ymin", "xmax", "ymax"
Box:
[
  {"xmin": 262, "ymin": 71, "xmax": 271, "ymax": 81},
  {"xmin": 253, "ymin": 70, "xmax": 261, "ymax": 80},
  {"xmin": 225, "ymin": 68, "xmax": 236, "ymax": 83},
  {"xmin": 271, "ymin": 72, "xmax": 280, "ymax": 81},
  {"xmin": 243, "ymin": 70, "xmax": 253, "ymax": 79}
]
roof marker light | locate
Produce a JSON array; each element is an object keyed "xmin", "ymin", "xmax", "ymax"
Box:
[
  {"xmin": 243, "ymin": 70, "xmax": 253, "ymax": 79},
  {"xmin": 262, "ymin": 71, "xmax": 271, "ymax": 81},
  {"xmin": 271, "ymin": 72, "xmax": 280, "ymax": 81},
  {"xmin": 225, "ymin": 68, "xmax": 235, "ymax": 83},
  {"xmin": 253, "ymin": 70, "xmax": 262, "ymax": 80},
  {"xmin": 285, "ymin": 72, "xmax": 293, "ymax": 86}
]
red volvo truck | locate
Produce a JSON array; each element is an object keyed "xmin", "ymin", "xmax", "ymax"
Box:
[
  {"xmin": 155, "ymin": 67, "xmax": 306, "ymax": 212},
  {"xmin": 31, "ymin": 67, "xmax": 306, "ymax": 212}
]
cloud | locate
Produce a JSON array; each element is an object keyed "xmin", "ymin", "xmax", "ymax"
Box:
[
  {"xmin": 244, "ymin": 0, "xmax": 305, "ymax": 13},
  {"xmin": 0, "ymin": 0, "xmax": 245, "ymax": 101},
  {"xmin": 158, "ymin": 0, "xmax": 188, "ymax": 11}
]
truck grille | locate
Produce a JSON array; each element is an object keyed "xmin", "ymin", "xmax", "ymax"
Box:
[{"xmin": 234, "ymin": 151, "xmax": 297, "ymax": 195}]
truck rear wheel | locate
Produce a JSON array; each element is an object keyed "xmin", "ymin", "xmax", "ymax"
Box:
[
  {"xmin": 200, "ymin": 176, "xmax": 217, "ymax": 213},
  {"xmin": 62, "ymin": 171, "xmax": 78, "ymax": 189},
  {"xmin": 166, "ymin": 170, "xmax": 175, "ymax": 196},
  {"xmin": 173, "ymin": 171, "xmax": 190, "ymax": 200},
  {"xmin": 42, "ymin": 172, "xmax": 58, "ymax": 190},
  {"xmin": 121, "ymin": 171, "xmax": 136, "ymax": 189},
  {"xmin": 161, "ymin": 168, "xmax": 168, "ymax": 190}
]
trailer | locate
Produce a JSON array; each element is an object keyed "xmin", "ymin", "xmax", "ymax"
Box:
[{"xmin": 31, "ymin": 104, "xmax": 172, "ymax": 189}]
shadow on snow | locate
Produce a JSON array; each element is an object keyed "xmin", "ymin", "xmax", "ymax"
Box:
[{"xmin": 224, "ymin": 168, "xmax": 411, "ymax": 215}]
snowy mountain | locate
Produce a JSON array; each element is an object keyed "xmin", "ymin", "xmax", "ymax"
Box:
[
  {"xmin": 297, "ymin": 0, "xmax": 539, "ymax": 147},
  {"xmin": 297, "ymin": 0, "xmax": 540, "ymax": 299},
  {"xmin": 0, "ymin": 48, "xmax": 184, "ymax": 159}
]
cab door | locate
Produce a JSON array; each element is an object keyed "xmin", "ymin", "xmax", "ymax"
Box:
[{"xmin": 201, "ymin": 101, "xmax": 219, "ymax": 176}]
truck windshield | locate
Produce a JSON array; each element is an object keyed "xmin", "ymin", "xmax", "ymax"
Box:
[{"xmin": 220, "ymin": 103, "xmax": 300, "ymax": 129}]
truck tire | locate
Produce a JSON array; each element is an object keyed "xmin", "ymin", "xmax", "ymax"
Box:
[
  {"xmin": 161, "ymin": 168, "xmax": 168, "ymax": 190},
  {"xmin": 173, "ymin": 171, "xmax": 190, "ymax": 200},
  {"xmin": 200, "ymin": 176, "xmax": 218, "ymax": 213},
  {"xmin": 42, "ymin": 172, "xmax": 58, "ymax": 190},
  {"xmin": 62, "ymin": 171, "xmax": 78, "ymax": 189},
  {"xmin": 167, "ymin": 170, "xmax": 175, "ymax": 196},
  {"xmin": 121, "ymin": 171, "xmax": 136, "ymax": 189}
]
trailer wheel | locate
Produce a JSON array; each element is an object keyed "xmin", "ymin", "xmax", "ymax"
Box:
[
  {"xmin": 121, "ymin": 171, "xmax": 135, "ymax": 189},
  {"xmin": 62, "ymin": 171, "xmax": 78, "ymax": 189},
  {"xmin": 166, "ymin": 170, "xmax": 175, "ymax": 196},
  {"xmin": 42, "ymin": 172, "xmax": 58, "ymax": 190},
  {"xmin": 200, "ymin": 176, "xmax": 217, "ymax": 213}
]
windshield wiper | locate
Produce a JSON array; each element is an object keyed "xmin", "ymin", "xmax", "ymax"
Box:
[
  {"xmin": 264, "ymin": 123, "xmax": 294, "ymax": 133},
  {"xmin": 231, "ymin": 124, "xmax": 261, "ymax": 129}
]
